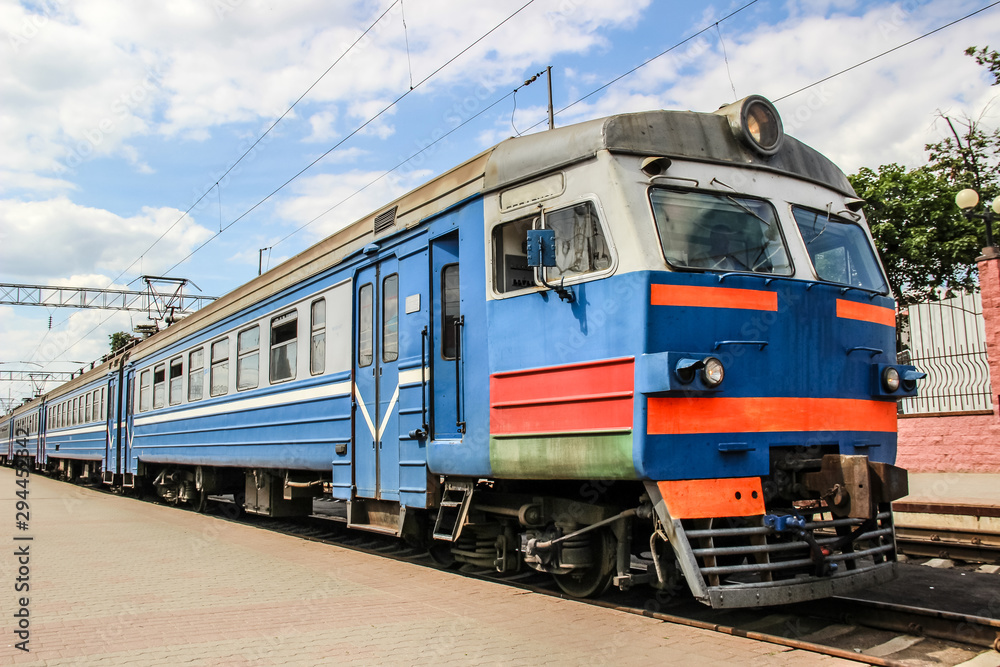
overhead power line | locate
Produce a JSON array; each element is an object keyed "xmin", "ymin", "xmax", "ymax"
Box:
[
  {"xmin": 774, "ymin": 1, "xmax": 1000, "ymax": 102},
  {"xmin": 19, "ymin": 0, "xmax": 539, "ymax": 397}
]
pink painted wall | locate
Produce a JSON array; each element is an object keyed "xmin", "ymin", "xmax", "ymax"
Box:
[{"xmin": 897, "ymin": 413, "xmax": 1000, "ymax": 472}]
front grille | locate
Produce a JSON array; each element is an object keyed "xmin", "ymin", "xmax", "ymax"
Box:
[{"xmin": 684, "ymin": 511, "xmax": 895, "ymax": 587}]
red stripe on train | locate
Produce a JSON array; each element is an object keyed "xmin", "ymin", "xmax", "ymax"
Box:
[{"xmin": 490, "ymin": 357, "xmax": 634, "ymax": 435}]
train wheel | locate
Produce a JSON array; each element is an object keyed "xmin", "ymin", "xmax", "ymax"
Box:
[
  {"xmin": 427, "ymin": 543, "xmax": 457, "ymax": 569},
  {"xmin": 192, "ymin": 489, "xmax": 209, "ymax": 513},
  {"xmin": 553, "ymin": 528, "xmax": 616, "ymax": 598}
]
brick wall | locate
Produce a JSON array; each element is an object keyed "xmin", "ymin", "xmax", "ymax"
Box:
[
  {"xmin": 897, "ymin": 413, "xmax": 1000, "ymax": 472},
  {"xmin": 896, "ymin": 251, "xmax": 1000, "ymax": 473}
]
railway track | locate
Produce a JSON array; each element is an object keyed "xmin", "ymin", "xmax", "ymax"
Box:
[
  {"xmin": 893, "ymin": 501, "xmax": 1000, "ymax": 564},
  {"xmin": 189, "ymin": 494, "xmax": 1000, "ymax": 666}
]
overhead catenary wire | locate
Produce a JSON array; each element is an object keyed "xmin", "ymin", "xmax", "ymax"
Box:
[
  {"xmin": 160, "ymin": 0, "xmax": 537, "ymax": 276},
  {"xmin": 773, "ymin": 0, "xmax": 1000, "ymax": 102},
  {"xmin": 15, "ymin": 1, "xmax": 998, "ymax": 400},
  {"xmin": 24, "ymin": 0, "xmax": 538, "ymax": 389},
  {"xmin": 20, "ymin": 0, "xmax": 405, "ymax": 375}
]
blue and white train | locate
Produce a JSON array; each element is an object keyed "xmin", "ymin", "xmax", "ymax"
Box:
[{"xmin": 3, "ymin": 95, "xmax": 920, "ymax": 607}]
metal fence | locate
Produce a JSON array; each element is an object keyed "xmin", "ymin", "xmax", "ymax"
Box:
[{"xmin": 899, "ymin": 292, "xmax": 992, "ymax": 414}]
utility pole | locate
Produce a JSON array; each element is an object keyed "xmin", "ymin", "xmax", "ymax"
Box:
[
  {"xmin": 259, "ymin": 248, "xmax": 270, "ymax": 276},
  {"xmin": 547, "ymin": 65, "xmax": 555, "ymax": 130}
]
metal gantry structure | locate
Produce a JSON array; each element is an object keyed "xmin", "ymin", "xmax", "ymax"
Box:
[
  {"xmin": 1, "ymin": 276, "xmax": 217, "ymax": 405},
  {"xmin": 0, "ymin": 276, "xmax": 216, "ymax": 319}
]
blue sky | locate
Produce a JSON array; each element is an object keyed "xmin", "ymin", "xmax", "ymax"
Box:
[{"xmin": 2, "ymin": 0, "xmax": 999, "ymax": 406}]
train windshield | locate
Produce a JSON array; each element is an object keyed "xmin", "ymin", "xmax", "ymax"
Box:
[
  {"xmin": 792, "ymin": 206, "xmax": 888, "ymax": 293},
  {"xmin": 649, "ymin": 188, "xmax": 792, "ymax": 275}
]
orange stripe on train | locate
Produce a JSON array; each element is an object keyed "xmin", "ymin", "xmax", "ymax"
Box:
[
  {"xmin": 650, "ymin": 284, "xmax": 778, "ymax": 311},
  {"xmin": 657, "ymin": 477, "xmax": 765, "ymax": 519},
  {"xmin": 647, "ymin": 397, "xmax": 896, "ymax": 434},
  {"xmin": 836, "ymin": 299, "xmax": 895, "ymax": 327}
]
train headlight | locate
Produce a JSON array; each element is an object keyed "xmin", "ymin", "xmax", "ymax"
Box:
[
  {"xmin": 716, "ymin": 95, "xmax": 784, "ymax": 156},
  {"xmin": 674, "ymin": 355, "xmax": 725, "ymax": 389},
  {"xmin": 701, "ymin": 357, "xmax": 725, "ymax": 388},
  {"xmin": 881, "ymin": 367, "xmax": 900, "ymax": 392}
]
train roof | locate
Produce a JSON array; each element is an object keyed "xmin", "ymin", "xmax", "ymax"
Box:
[{"xmin": 33, "ymin": 101, "xmax": 856, "ymax": 375}]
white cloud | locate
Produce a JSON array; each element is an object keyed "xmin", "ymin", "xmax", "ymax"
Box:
[
  {"xmin": 305, "ymin": 109, "xmax": 339, "ymax": 143},
  {"xmin": 0, "ymin": 198, "xmax": 214, "ymax": 282}
]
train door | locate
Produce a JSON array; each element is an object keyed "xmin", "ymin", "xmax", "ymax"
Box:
[
  {"xmin": 37, "ymin": 403, "xmax": 46, "ymax": 465},
  {"xmin": 431, "ymin": 233, "xmax": 463, "ymax": 439},
  {"xmin": 105, "ymin": 372, "xmax": 119, "ymax": 485},
  {"xmin": 353, "ymin": 256, "xmax": 401, "ymax": 500},
  {"xmin": 122, "ymin": 368, "xmax": 135, "ymax": 484}
]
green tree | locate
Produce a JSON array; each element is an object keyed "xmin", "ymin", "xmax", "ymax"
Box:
[
  {"xmin": 109, "ymin": 331, "xmax": 135, "ymax": 354},
  {"xmin": 966, "ymin": 46, "xmax": 1000, "ymax": 86},
  {"xmin": 849, "ymin": 164, "xmax": 980, "ymax": 304},
  {"xmin": 849, "ymin": 46, "xmax": 1000, "ymax": 303}
]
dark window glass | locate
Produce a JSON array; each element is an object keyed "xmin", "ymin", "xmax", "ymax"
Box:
[
  {"xmin": 310, "ymin": 299, "xmax": 326, "ymax": 376},
  {"xmin": 792, "ymin": 206, "xmax": 889, "ymax": 293},
  {"xmin": 382, "ymin": 274, "xmax": 398, "ymax": 363},
  {"xmin": 649, "ymin": 188, "xmax": 792, "ymax": 275},
  {"xmin": 359, "ymin": 283, "xmax": 373, "ymax": 368},
  {"xmin": 152, "ymin": 364, "xmax": 166, "ymax": 409},
  {"xmin": 168, "ymin": 357, "xmax": 183, "ymax": 406},
  {"xmin": 270, "ymin": 311, "xmax": 298, "ymax": 383},
  {"xmin": 442, "ymin": 264, "xmax": 461, "ymax": 359},
  {"xmin": 492, "ymin": 201, "xmax": 612, "ymax": 293}
]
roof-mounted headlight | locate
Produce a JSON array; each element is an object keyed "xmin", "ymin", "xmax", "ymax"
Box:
[{"xmin": 716, "ymin": 95, "xmax": 784, "ymax": 156}]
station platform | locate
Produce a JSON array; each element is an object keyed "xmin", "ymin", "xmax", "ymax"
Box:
[
  {"xmin": 903, "ymin": 473, "xmax": 1000, "ymax": 506},
  {"xmin": 0, "ymin": 468, "xmax": 855, "ymax": 666}
]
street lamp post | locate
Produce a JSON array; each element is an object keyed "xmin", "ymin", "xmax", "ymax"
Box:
[{"xmin": 956, "ymin": 188, "xmax": 1000, "ymax": 250}]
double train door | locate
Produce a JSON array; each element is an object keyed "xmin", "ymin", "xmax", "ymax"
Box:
[
  {"xmin": 105, "ymin": 366, "xmax": 134, "ymax": 485},
  {"xmin": 354, "ymin": 257, "xmax": 400, "ymax": 501}
]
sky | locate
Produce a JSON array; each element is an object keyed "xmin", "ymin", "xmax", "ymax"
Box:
[{"xmin": 1, "ymin": 0, "xmax": 999, "ymax": 407}]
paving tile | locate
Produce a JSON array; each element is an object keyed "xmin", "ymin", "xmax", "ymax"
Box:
[{"xmin": 0, "ymin": 468, "xmax": 856, "ymax": 666}]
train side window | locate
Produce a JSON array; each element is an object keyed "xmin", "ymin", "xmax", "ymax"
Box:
[
  {"xmin": 328, "ymin": 282, "xmax": 352, "ymax": 373},
  {"xmin": 72, "ymin": 397, "xmax": 78, "ymax": 424},
  {"xmin": 493, "ymin": 201, "xmax": 611, "ymax": 293},
  {"xmin": 359, "ymin": 283, "xmax": 373, "ymax": 368},
  {"xmin": 100, "ymin": 388, "xmax": 105, "ymax": 420},
  {"xmin": 237, "ymin": 326, "xmax": 260, "ymax": 391},
  {"xmin": 382, "ymin": 274, "xmax": 398, "ymax": 363},
  {"xmin": 188, "ymin": 348, "xmax": 205, "ymax": 402},
  {"xmin": 442, "ymin": 263, "xmax": 460, "ymax": 359},
  {"xmin": 168, "ymin": 356, "xmax": 183, "ymax": 406},
  {"xmin": 85, "ymin": 392, "xmax": 91, "ymax": 422},
  {"xmin": 139, "ymin": 370, "xmax": 152, "ymax": 412},
  {"xmin": 270, "ymin": 311, "xmax": 298, "ymax": 383},
  {"xmin": 310, "ymin": 298, "xmax": 326, "ymax": 376},
  {"xmin": 152, "ymin": 363, "xmax": 166, "ymax": 409},
  {"xmin": 210, "ymin": 339, "xmax": 229, "ymax": 397}
]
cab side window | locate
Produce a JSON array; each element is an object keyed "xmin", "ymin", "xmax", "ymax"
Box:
[{"xmin": 493, "ymin": 201, "xmax": 611, "ymax": 293}]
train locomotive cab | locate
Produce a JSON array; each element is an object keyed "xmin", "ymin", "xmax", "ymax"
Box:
[{"xmin": 460, "ymin": 95, "xmax": 921, "ymax": 607}]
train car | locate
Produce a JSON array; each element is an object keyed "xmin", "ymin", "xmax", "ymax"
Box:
[
  {"xmin": 41, "ymin": 361, "xmax": 118, "ymax": 483},
  {"xmin": 1, "ymin": 413, "xmax": 11, "ymax": 465},
  {"xmin": 7, "ymin": 398, "xmax": 44, "ymax": 467},
  {"xmin": 9, "ymin": 95, "xmax": 920, "ymax": 609}
]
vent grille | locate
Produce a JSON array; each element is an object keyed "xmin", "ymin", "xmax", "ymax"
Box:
[{"xmin": 373, "ymin": 206, "xmax": 398, "ymax": 235}]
